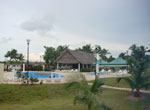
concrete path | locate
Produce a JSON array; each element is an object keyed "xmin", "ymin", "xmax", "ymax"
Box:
[{"xmin": 88, "ymin": 83, "xmax": 150, "ymax": 94}]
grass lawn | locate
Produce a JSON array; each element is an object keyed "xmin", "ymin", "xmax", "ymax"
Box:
[
  {"xmin": 100, "ymin": 77, "xmax": 150, "ymax": 90},
  {"xmin": 89, "ymin": 77, "xmax": 130, "ymax": 88},
  {"xmin": 102, "ymin": 77, "xmax": 130, "ymax": 88},
  {"xmin": 0, "ymin": 84, "xmax": 150, "ymax": 110}
]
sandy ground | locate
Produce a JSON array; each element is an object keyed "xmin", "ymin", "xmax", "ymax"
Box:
[{"xmin": 2, "ymin": 70, "xmax": 130, "ymax": 84}]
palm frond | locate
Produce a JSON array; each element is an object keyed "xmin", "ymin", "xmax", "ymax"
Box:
[
  {"xmin": 116, "ymin": 78, "xmax": 122, "ymax": 83},
  {"xmin": 142, "ymin": 82, "xmax": 150, "ymax": 89},
  {"xmin": 73, "ymin": 92, "xmax": 89, "ymax": 105},
  {"xmin": 91, "ymin": 78, "xmax": 104, "ymax": 94},
  {"xmin": 66, "ymin": 81, "xmax": 81, "ymax": 90},
  {"xmin": 117, "ymin": 77, "xmax": 135, "ymax": 90},
  {"xmin": 66, "ymin": 73, "xmax": 89, "ymax": 91}
]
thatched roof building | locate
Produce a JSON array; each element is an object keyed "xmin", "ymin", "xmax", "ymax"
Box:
[{"xmin": 55, "ymin": 49, "xmax": 96, "ymax": 71}]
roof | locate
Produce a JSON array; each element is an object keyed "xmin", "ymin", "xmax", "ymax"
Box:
[
  {"xmin": 55, "ymin": 49, "xmax": 96, "ymax": 64},
  {"xmin": 92, "ymin": 59, "xmax": 108, "ymax": 65},
  {"xmin": 108, "ymin": 57, "xmax": 127, "ymax": 65}
]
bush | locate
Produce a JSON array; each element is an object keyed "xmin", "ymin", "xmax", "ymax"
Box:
[
  {"xmin": 30, "ymin": 65, "xmax": 43, "ymax": 71},
  {"xmin": 80, "ymin": 68, "xmax": 90, "ymax": 72},
  {"xmin": 44, "ymin": 66, "xmax": 51, "ymax": 71},
  {"xmin": 30, "ymin": 77, "xmax": 39, "ymax": 85},
  {"xmin": 92, "ymin": 67, "xmax": 102, "ymax": 72},
  {"xmin": 50, "ymin": 66, "xmax": 55, "ymax": 71},
  {"xmin": 44, "ymin": 66, "xmax": 55, "ymax": 71},
  {"xmin": 16, "ymin": 70, "xmax": 22, "ymax": 78}
]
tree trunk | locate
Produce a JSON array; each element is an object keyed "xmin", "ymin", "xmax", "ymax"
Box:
[
  {"xmin": 134, "ymin": 89, "xmax": 140, "ymax": 97},
  {"xmin": 27, "ymin": 79, "xmax": 29, "ymax": 85},
  {"xmin": 88, "ymin": 104, "xmax": 92, "ymax": 110}
]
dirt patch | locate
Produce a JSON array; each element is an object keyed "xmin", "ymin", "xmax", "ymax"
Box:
[
  {"xmin": 125, "ymin": 93, "xmax": 150, "ymax": 101},
  {"xmin": 16, "ymin": 84, "xmax": 38, "ymax": 86},
  {"xmin": 0, "ymin": 99, "xmax": 4, "ymax": 103}
]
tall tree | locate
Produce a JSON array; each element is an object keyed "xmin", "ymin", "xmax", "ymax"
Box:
[
  {"xmin": 16, "ymin": 53, "xmax": 24, "ymax": 62},
  {"xmin": 56, "ymin": 45, "xmax": 69, "ymax": 56},
  {"xmin": 94, "ymin": 45, "xmax": 110, "ymax": 61},
  {"xmin": 76, "ymin": 44, "xmax": 93, "ymax": 53},
  {"xmin": 43, "ymin": 46, "xmax": 57, "ymax": 66},
  {"xmin": 5, "ymin": 49, "xmax": 24, "ymax": 62},
  {"xmin": 43, "ymin": 45, "xmax": 69, "ymax": 66},
  {"xmin": 117, "ymin": 44, "xmax": 150, "ymax": 97},
  {"xmin": 118, "ymin": 52, "xmax": 129, "ymax": 60},
  {"xmin": 107, "ymin": 55, "xmax": 115, "ymax": 62}
]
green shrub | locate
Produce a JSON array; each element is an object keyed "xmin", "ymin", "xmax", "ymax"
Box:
[
  {"xmin": 50, "ymin": 66, "xmax": 55, "ymax": 71},
  {"xmin": 44, "ymin": 66, "xmax": 55, "ymax": 71},
  {"xmin": 16, "ymin": 70, "xmax": 22, "ymax": 78},
  {"xmin": 30, "ymin": 77, "xmax": 39, "ymax": 85},
  {"xmin": 44, "ymin": 66, "xmax": 51, "ymax": 71},
  {"xmin": 92, "ymin": 67, "xmax": 102, "ymax": 72},
  {"xmin": 30, "ymin": 65, "xmax": 43, "ymax": 71},
  {"xmin": 80, "ymin": 68, "xmax": 90, "ymax": 72}
]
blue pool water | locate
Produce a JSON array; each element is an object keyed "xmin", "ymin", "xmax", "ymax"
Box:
[
  {"xmin": 15, "ymin": 72, "xmax": 64, "ymax": 79},
  {"xmin": 88, "ymin": 73, "xmax": 109, "ymax": 75}
]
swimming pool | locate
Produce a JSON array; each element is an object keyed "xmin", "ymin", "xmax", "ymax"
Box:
[
  {"xmin": 15, "ymin": 72, "xmax": 65, "ymax": 79},
  {"xmin": 88, "ymin": 73, "xmax": 109, "ymax": 75}
]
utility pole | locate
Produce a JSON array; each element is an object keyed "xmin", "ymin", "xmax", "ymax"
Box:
[{"xmin": 26, "ymin": 39, "xmax": 30, "ymax": 85}]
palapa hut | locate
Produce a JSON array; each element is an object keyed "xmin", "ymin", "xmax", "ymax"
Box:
[{"xmin": 55, "ymin": 49, "xmax": 96, "ymax": 71}]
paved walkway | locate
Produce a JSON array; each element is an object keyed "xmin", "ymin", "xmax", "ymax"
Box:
[{"xmin": 88, "ymin": 83, "xmax": 150, "ymax": 94}]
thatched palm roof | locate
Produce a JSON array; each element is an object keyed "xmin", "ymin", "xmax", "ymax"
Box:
[{"xmin": 55, "ymin": 49, "xmax": 96, "ymax": 64}]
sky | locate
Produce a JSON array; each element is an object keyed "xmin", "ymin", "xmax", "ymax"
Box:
[{"xmin": 0, "ymin": 0, "xmax": 150, "ymax": 61}]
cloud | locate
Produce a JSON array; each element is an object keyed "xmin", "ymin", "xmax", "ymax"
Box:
[
  {"xmin": 20, "ymin": 14, "xmax": 56, "ymax": 37},
  {"xmin": 0, "ymin": 35, "xmax": 12, "ymax": 44}
]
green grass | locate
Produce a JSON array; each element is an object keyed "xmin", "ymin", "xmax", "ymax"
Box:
[
  {"xmin": 102, "ymin": 77, "xmax": 130, "ymax": 88},
  {"xmin": 0, "ymin": 84, "xmax": 149, "ymax": 110},
  {"xmin": 89, "ymin": 77, "xmax": 130, "ymax": 88}
]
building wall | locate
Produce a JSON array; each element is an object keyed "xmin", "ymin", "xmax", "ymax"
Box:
[{"xmin": 0, "ymin": 63, "xmax": 4, "ymax": 83}]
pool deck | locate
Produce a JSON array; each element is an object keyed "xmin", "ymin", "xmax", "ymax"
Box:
[{"xmin": 2, "ymin": 70, "xmax": 130, "ymax": 84}]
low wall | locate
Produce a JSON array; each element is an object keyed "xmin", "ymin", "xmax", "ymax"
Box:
[{"xmin": 0, "ymin": 63, "xmax": 4, "ymax": 84}]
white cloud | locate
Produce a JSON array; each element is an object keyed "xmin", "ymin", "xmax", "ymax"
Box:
[{"xmin": 20, "ymin": 14, "xmax": 56, "ymax": 37}]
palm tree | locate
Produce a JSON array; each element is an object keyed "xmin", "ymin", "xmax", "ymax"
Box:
[
  {"xmin": 117, "ymin": 72, "xmax": 150, "ymax": 97},
  {"xmin": 117, "ymin": 45, "xmax": 150, "ymax": 97},
  {"xmin": 5, "ymin": 49, "xmax": 24, "ymax": 62},
  {"xmin": 66, "ymin": 74, "xmax": 111, "ymax": 110}
]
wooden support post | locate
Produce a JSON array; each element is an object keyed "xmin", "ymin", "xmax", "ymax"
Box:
[
  {"xmin": 23, "ymin": 64, "xmax": 25, "ymax": 71},
  {"xmin": 57, "ymin": 63, "xmax": 59, "ymax": 69},
  {"xmin": 78, "ymin": 63, "xmax": 80, "ymax": 72}
]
